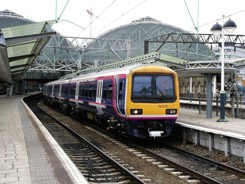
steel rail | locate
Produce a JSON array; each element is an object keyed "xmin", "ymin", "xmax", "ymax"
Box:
[
  {"xmin": 134, "ymin": 145, "xmax": 222, "ymax": 184},
  {"xmin": 163, "ymin": 143, "xmax": 245, "ymax": 178}
]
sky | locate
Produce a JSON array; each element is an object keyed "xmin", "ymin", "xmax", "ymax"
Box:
[{"xmin": 1, "ymin": 0, "xmax": 245, "ymax": 38}]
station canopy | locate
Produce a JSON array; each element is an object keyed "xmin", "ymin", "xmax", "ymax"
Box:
[{"xmin": 0, "ymin": 20, "xmax": 55, "ymax": 83}]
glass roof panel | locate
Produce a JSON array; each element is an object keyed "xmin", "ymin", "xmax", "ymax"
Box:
[
  {"xmin": 10, "ymin": 59, "xmax": 28, "ymax": 67},
  {"xmin": 11, "ymin": 66, "xmax": 26, "ymax": 72},
  {"xmin": 7, "ymin": 42, "xmax": 35, "ymax": 58},
  {"xmin": 2, "ymin": 20, "xmax": 55, "ymax": 38},
  {"xmin": 0, "ymin": 20, "xmax": 55, "ymax": 81}
]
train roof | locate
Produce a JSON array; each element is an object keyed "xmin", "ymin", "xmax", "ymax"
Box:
[
  {"xmin": 44, "ymin": 78, "xmax": 70, "ymax": 86},
  {"xmin": 71, "ymin": 63, "xmax": 173, "ymax": 82},
  {"xmin": 44, "ymin": 63, "xmax": 175, "ymax": 85}
]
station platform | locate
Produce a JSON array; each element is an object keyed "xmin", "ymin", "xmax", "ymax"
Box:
[
  {"xmin": 177, "ymin": 108, "xmax": 245, "ymax": 140},
  {"xmin": 177, "ymin": 100, "xmax": 245, "ymax": 160},
  {"xmin": 178, "ymin": 99, "xmax": 245, "ymax": 140},
  {"xmin": 0, "ymin": 95, "xmax": 88, "ymax": 184}
]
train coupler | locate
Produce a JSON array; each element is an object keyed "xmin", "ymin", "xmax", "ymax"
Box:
[{"xmin": 148, "ymin": 130, "xmax": 164, "ymax": 138}]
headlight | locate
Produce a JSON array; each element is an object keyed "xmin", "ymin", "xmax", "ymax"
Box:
[
  {"xmin": 166, "ymin": 109, "xmax": 177, "ymax": 114},
  {"xmin": 130, "ymin": 109, "xmax": 143, "ymax": 115}
]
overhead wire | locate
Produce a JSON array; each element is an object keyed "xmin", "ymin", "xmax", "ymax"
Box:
[
  {"xmin": 95, "ymin": 0, "xmax": 148, "ymax": 36},
  {"xmin": 187, "ymin": 9, "xmax": 245, "ymax": 32}
]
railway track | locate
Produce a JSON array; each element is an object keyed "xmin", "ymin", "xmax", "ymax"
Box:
[
  {"xmin": 25, "ymin": 94, "xmax": 245, "ymax": 184},
  {"xmin": 163, "ymin": 144, "xmax": 245, "ymax": 182},
  {"xmin": 25, "ymin": 96, "xmax": 145, "ymax": 184},
  {"xmin": 131, "ymin": 143, "xmax": 245, "ymax": 184}
]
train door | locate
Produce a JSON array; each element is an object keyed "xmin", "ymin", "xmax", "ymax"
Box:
[
  {"xmin": 52, "ymin": 85, "xmax": 54, "ymax": 97},
  {"xmin": 117, "ymin": 78, "xmax": 126, "ymax": 114},
  {"xmin": 96, "ymin": 80, "xmax": 103, "ymax": 114}
]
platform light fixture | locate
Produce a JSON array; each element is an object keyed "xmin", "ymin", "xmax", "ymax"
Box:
[{"xmin": 211, "ymin": 16, "xmax": 237, "ymax": 122}]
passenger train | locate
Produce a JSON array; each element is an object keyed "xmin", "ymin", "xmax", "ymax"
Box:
[{"xmin": 43, "ymin": 62, "xmax": 180, "ymax": 139}]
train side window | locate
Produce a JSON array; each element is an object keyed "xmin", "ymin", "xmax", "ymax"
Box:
[
  {"xmin": 82, "ymin": 85, "xmax": 85, "ymax": 97},
  {"xmin": 48, "ymin": 86, "xmax": 52, "ymax": 95},
  {"xmin": 54, "ymin": 86, "xmax": 59, "ymax": 96},
  {"xmin": 61, "ymin": 85, "xmax": 68, "ymax": 96},
  {"xmin": 79, "ymin": 84, "xmax": 83, "ymax": 97},
  {"xmin": 84, "ymin": 85, "xmax": 89, "ymax": 97},
  {"xmin": 102, "ymin": 85, "xmax": 108, "ymax": 100},
  {"xmin": 118, "ymin": 81, "xmax": 123, "ymax": 104},
  {"xmin": 92, "ymin": 85, "xmax": 96, "ymax": 98},
  {"xmin": 108, "ymin": 84, "xmax": 113, "ymax": 100},
  {"xmin": 84, "ymin": 86, "xmax": 87, "ymax": 97},
  {"xmin": 69, "ymin": 85, "xmax": 76, "ymax": 97},
  {"xmin": 89, "ymin": 85, "xmax": 93, "ymax": 98}
]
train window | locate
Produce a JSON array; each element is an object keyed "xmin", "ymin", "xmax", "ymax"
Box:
[
  {"xmin": 108, "ymin": 85, "xmax": 113, "ymax": 100},
  {"xmin": 48, "ymin": 86, "xmax": 52, "ymax": 95},
  {"xmin": 133, "ymin": 75, "xmax": 152, "ymax": 96},
  {"xmin": 43, "ymin": 86, "xmax": 46, "ymax": 95},
  {"xmin": 89, "ymin": 85, "xmax": 93, "ymax": 98},
  {"xmin": 69, "ymin": 85, "xmax": 76, "ymax": 97},
  {"xmin": 83, "ymin": 86, "xmax": 87, "ymax": 97},
  {"xmin": 61, "ymin": 85, "xmax": 68, "ymax": 96},
  {"xmin": 82, "ymin": 85, "xmax": 86, "ymax": 97},
  {"xmin": 92, "ymin": 86, "xmax": 96, "ymax": 98},
  {"xmin": 54, "ymin": 86, "xmax": 59, "ymax": 96},
  {"xmin": 79, "ymin": 85, "xmax": 83, "ymax": 97},
  {"xmin": 84, "ymin": 85, "xmax": 89, "ymax": 97},
  {"xmin": 132, "ymin": 74, "xmax": 176, "ymax": 103},
  {"xmin": 102, "ymin": 85, "xmax": 108, "ymax": 99},
  {"xmin": 118, "ymin": 81, "xmax": 123, "ymax": 104},
  {"xmin": 156, "ymin": 76, "xmax": 174, "ymax": 97}
]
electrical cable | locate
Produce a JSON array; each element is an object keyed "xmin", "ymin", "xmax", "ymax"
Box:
[
  {"xmin": 95, "ymin": 0, "xmax": 148, "ymax": 36},
  {"xmin": 188, "ymin": 9, "xmax": 245, "ymax": 32}
]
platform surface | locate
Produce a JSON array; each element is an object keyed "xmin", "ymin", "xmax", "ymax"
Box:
[
  {"xmin": 178, "ymin": 104, "xmax": 245, "ymax": 140},
  {"xmin": 0, "ymin": 95, "xmax": 76, "ymax": 184}
]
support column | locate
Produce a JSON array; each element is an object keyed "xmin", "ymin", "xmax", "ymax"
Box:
[
  {"xmin": 78, "ymin": 50, "xmax": 82, "ymax": 70},
  {"xmin": 53, "ymin": 48, "xmax": 56, "ymax": 70},
  {"xmin": 208, "ymin": 133, "xmax": 214, "ymax": 152},
  {"xmin": 243, "ymin": 145, "xmax": 245, "ymax": 163},
  {"xmin": 9, "ymin": 84, "xmax": 13, "ymax": 96},
  {"xmin": 194, "ymin": 130, "xmax": 200, "ymax": 146},
  {"xmin": 126, "ymin": 40, "xmax": 131, "ymax": 59},
  {"xmin": 205, "ymin": 74, "xmax": 213, "ymax": 118},
  {"xmin": 144, "ymin": 41, "xmax": 149, "ymax": 54},
  {"xmin": 224, "ymin": 137, "xmax": 230, "ymax": 157},
  {"xmin": 231, "ymin": 92, "xmax": 235, "ymax": 118},
  {"xmin": 212, "ymin": 75, "xmax": 216, "ymax": 99},
  {"xmin": 189, "ymin": 77, "xmax": 192, "ymax": 102}
]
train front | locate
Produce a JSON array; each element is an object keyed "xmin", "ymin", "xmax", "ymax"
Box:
[{"xmin": 125, "ymin": 65, "xmax": 179, "ymax": 139}]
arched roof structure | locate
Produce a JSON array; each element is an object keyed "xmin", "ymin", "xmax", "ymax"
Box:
[
  {"xmin": 0, "ymin": 9, "xmax": 33, "ymax": 28},
  {"xmin": 83, "ymin": 17, "xmax": 215, "ymax": 63}
]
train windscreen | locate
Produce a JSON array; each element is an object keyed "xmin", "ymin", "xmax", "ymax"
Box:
[{"xmin": 131, "ymin": 74, "xmax": 176, "ymax": 103}]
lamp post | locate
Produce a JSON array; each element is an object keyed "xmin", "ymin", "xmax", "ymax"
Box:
[{"xmin": 211, "ymin": 16, "xmax": 237, "ymax": 122}]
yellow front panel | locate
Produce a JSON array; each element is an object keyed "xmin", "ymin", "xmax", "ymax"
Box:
[{"xmin": 126, "ymin": 65, "xmax": 180, "ymax": 115}]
